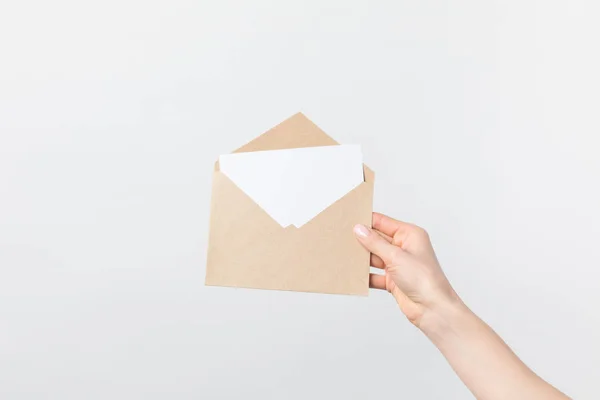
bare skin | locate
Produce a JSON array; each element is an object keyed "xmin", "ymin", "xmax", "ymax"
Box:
[{"xmin": 354, "ymin": 212, "xmax": 570, "ymax": 400}]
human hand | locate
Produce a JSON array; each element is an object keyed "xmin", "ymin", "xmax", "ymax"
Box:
[
  {"xmin": 354, "ymin": 213, "xmax": 570, "ymax": 399},
  {"xmin": 354, "ymin": 213, "xmax": 462, "ymax": 330}
]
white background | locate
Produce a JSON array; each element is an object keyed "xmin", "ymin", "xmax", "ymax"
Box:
[{"xmin": 1, "ymin": 1, "xmax": 599, "ymax": 399}]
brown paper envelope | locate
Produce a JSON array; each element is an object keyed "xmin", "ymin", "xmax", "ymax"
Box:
[{"xmin": 205, "ymin": 113, "xmax": 374, "ymax": 295}]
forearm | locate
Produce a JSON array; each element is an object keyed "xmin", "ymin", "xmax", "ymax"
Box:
[{"xmin": 421, "ymin": 301, "xmax": 569, "ymax": 400}]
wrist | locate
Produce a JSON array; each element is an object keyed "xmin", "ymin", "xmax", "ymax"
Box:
[{"xmin": 418, "ymin": 296, "xmax": 474, "ymax": 346}]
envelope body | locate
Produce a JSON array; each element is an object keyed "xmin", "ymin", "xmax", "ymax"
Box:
[{"xmin": 205, "ymin": 113, "xmax": 374, "ymax": 295}]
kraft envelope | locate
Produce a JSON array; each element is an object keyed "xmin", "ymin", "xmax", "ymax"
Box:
[{"xmin": 205, "ymin": 113, "xmax": 375, "ymax": 295}]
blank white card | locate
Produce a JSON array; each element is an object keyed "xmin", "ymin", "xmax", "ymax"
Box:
[{"xmin": 219, "ymin": 145, "xmax": 364, "ymax": 228}]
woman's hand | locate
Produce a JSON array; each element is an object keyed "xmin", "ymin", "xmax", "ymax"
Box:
[
  {"xmin": 355, "ymin": 212, "xmax": 570, "ymax": 400},
  {"xmin": 354, "ymin": 212, "xmax": 461, "ymax": 329}
]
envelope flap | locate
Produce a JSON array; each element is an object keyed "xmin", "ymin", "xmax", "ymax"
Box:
[
  {"xmin": 234, "ymin": 113, "xmax": 338, "ymax": 153},
  {"xmin": 214, "ymin": 113, "xmax": 374, "ymax": 173}
]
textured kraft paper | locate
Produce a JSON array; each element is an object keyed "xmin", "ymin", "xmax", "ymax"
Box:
[{"xmin": 205, "ymin": 113, "xmax": 374, "ymax": 295}]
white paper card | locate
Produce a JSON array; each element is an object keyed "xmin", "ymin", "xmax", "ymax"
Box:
[{"xmin": 219, "ymin": 145, "xmax": 364, "ymax": 228}]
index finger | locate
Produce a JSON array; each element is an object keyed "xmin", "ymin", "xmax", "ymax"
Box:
[{"xmin": 372, "ymin": 212, "xmax": 412, "ymax": 237}]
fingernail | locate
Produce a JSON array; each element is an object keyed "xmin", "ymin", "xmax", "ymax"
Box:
[{"xmin": 353, "ymin": 224, "xmax": 370, "ymax": 238}]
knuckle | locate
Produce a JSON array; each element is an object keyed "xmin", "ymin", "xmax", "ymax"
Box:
[{"xmin": 415, "ymin": 226, "xmax": 430, "ymax": 240}]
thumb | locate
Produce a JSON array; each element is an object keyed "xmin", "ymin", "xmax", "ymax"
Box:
[{"xmin": 353, "ymin": 224, "xmax": 402, "ymax": 265}]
